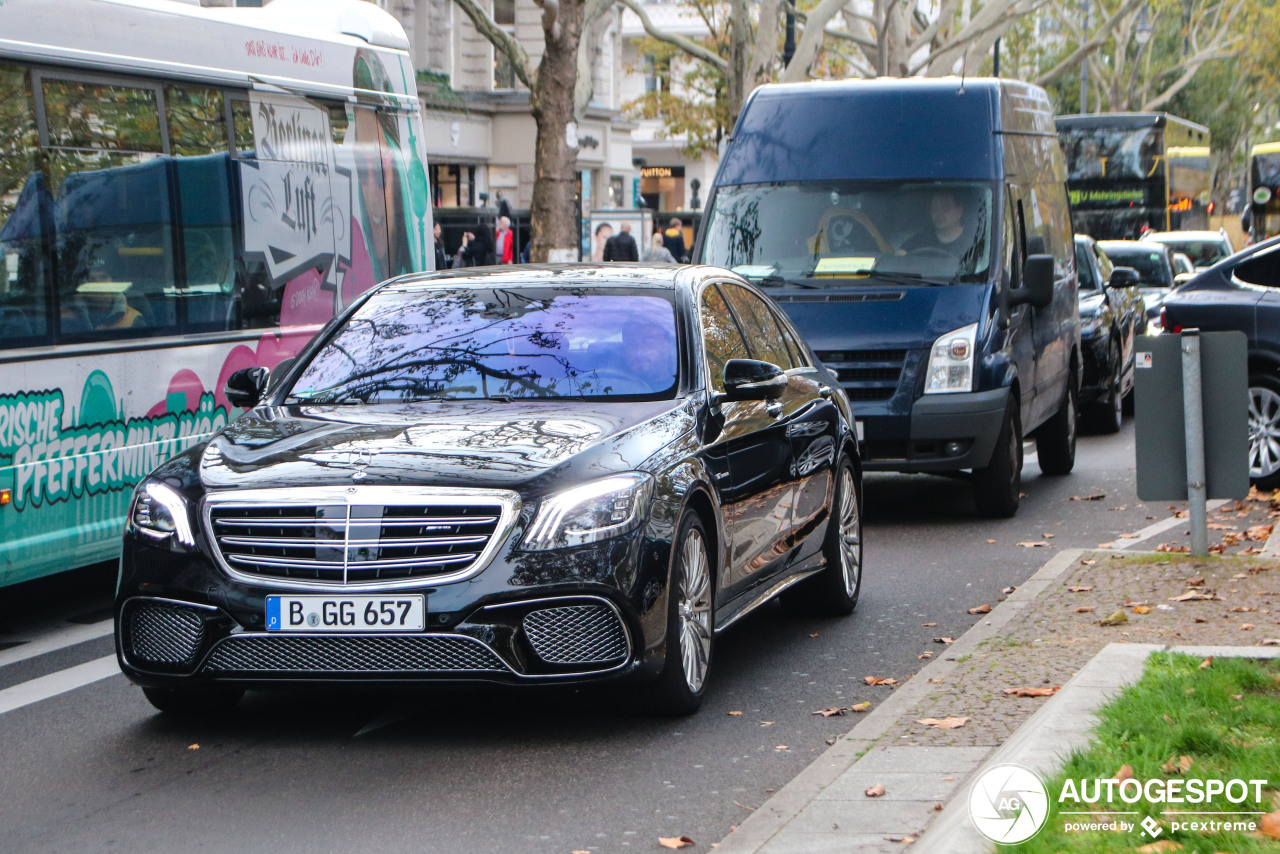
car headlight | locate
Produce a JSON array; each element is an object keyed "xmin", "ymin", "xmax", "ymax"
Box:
[
  {"xmin": 924, "ymin": 323, "xmax": 977, "ymax": 394},
  {"xmin": 1081, "ymin": 313, "xmax": 1103, "ymax": 336},
  {"xmin": 522, "ymin": 473, "xmax": 654, "ymax": 551},
  {"xmin": 128, "ymin": 482, "xmax": 196, "ymax": 547}
]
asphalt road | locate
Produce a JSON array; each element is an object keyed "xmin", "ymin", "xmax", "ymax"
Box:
[{"xmin": 0, "ymin": 421, "xmax": 1167, "ymax": 854}]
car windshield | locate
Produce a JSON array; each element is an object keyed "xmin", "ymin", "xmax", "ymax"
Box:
[
  {"xmin": 700, "ymin": 180, "xmax": 995, "ymax": 285},
  {"xmin": 1098, "ymin": 243, "xmax": 1171, "ymax": 289},
  {"xmin": 1148, "ymin": 237, "xmax": 1230, "ymax": 268},
  {"xmin": 286, "ymin": 288, "xmax": 680, "ymax": 403}
]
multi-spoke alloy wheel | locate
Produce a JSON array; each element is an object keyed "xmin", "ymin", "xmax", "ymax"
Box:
[
  {"xmin": 676, "ymin": 528, "xmax": 712, "ymax": 693},
  {"xmin": 1249, "ymin": 378, "xmax": 1280, "ymax": 489},
  {"xmin": 835, "ymin": 466, "xmax": 862, "ymax": 599}
]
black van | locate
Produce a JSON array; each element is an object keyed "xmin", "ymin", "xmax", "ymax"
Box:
[{"xmin": 694, "ymin": 78, "xmax": 1080, "ymax": 517}]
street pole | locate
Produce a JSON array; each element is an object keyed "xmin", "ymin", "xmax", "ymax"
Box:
[
  {"xmin": 1181, "ymin": 330, "xmax": 1209, "ymax": 556},
  {"xmin": 1080, "ymin": 0, "xmax": 1090, "ymax": 112},
  {"xmin": 993, "ymin": 37, "xmax": 1000, "ymax": 77}
]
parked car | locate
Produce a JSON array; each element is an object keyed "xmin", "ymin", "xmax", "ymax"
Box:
[
  {"xmin": 1172, "ymin": 252, "xmax": 1196, "ymax": 283},
  {"xmin": 1159, "ymin": 236, "xmax": 1280, "ymax": 489},
  {"xmin": 1074, "ymin": 235, "xmax": 1145, "ymax": 432},
  {"xmin": 695, "ymin": 78, "xmax": 1080, "ymax": 519},
  {"xmin": 114, "ymin": 265, "xmax": 862, "ymax": 716},
  {"xmin": 1142, "ymin": 230, "xmax": 1234, "ymax": 271},
  {"xmin": 1098, "ymin": 240, "xmax": 1179, "ymax": 330}
]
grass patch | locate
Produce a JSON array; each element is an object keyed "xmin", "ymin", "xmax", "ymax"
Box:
[{"xmin": 1003, "ymin": 653, "xmax": 1279, "ymax": 853}]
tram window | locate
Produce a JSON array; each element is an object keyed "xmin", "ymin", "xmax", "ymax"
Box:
[
  {"xmin": 0, "ymin": 62, "xmax": 47, "ymax": 346},
  {"xmin": 42, "ymin": 78, "xmax": 163, "ymax": 153},
  {"xmin": 166, "ymin": 86, "xmax": 228, "ymax": 157}
]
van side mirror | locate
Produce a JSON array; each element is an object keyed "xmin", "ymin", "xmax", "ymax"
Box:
[
  {"xmin": 225, "ymin": 367, "xmax": 270, "ymax": 408},
  {"xmin": 1010, "ymin": 254, "xmax": 1054, "ymax": 309},
  {"xmin": 715, "ymin": 359, "xmax": 787, "ymax": 404},
  {"xmin": 1108, "ymin": 267, "xmax": 1140, "ymax": 290}
]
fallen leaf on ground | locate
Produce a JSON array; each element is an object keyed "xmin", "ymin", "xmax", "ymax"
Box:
[
  {"xmin": 1002, "ymin": 586, "xmax": 1017, "ymax": 596},
  {"xmin": 1194, "ymin": 617, "xmax": 1208, "ymax": 623},
  {"xmin": 1136, "ymin": 841, "xmax": 1181, "ymax": 853},
  {"xmin": 1081, "ymin": 559, "xmax": 1098, "ymax": 566},
  {"xmin": 1161, "ymin": 755, "xmax": 1194, "ymax": 775},
  {"xmin": 813, "ymin": 707, "xmax": 845, "ymax": 717},
  {"xmin": 1229, "ymin": 606, "xmax": 1256, "ymax": 612},
  {"xmin": 1075, "ymin": 606, "xmax": 1095, "ymax": 613},
  {"xmin": 1119, "ymin": 532, "xmax": 1141, "ymax": 539},
  {"xmin": 1043, "ymin": 532, "xmax": 1055, "ymax": 538},
  {"xmin": 851, "ymin": 701, "xmax": 872, "ymax": 712},
  {"xmin": 760, "ymin": 721, "xmax": 774, "ymax": 726},
  {"xmin": 1132, "ymin": 605, "xmax": 1152, "ymax": 614},
  {"xmin": 1261, "ymin": 809, "xmax": 1280, "ymax": 839},
  {"xmin": 1115, "ymin": 764, "xmax": 1135, "ymax": 782},
  {"xmin": 727, "ymin": 711, "xmax": 743, "ymax": 716},
  {"xmin": 921, "ymin": 622, "xmax": 938, "ymax": 627},
  {"xmin": 883, "ymin": 836, "xmax": 916, "ymax": 844},
  {"xmin": 1099, "ymin": 610, "xmax": 1129, "ymax": 626},
  {"xmin": 917, "ymin": 716, "xmax": 969, "ymax": 729},
  {"xmin": 659, "ymin": 836, "xmax": 696, "ymax": 849},
  {"xmin": 918, "ymin": 652, "xmax": 933, "ymax": 659},
  {"xmin": 1172, "ymin": 510, "xmax": 1190, "ymax": 519},
  {"xmin": 809, "ymin": 633, "xmax": 819, "ymax": 638},
  {"xmin": 1241, "ymin": 623, "xmax": 1256, "ymax": 630},
  {"xmin": 1247, "ymin": 524, "xmax": 1275, "ymax": 541},
  {"xmin": 775, "ymin": 745, "xmax": 789, "ymax": 751},
  {"xmin": 1156, "ymin": 543, "xmax": 1191, "ymax": 553},
  {"xmin": 1098, "ymin": 542, "xmax": 1116, "ymax": 549},
  {"xmin": 187, "ymin": 744, "xmax": 199, "ymax": 751},
  {"xmin": 1261, "ymin": 638, "xmax": 1280, "ymax": 646},
  {"xmin": 986, "ymin": 539, "xmax": 996, "ymax": 544},
  {"xmin": 1187, "ymin": 577, "xmax": 1206, "ymax": 587},
  {"xmin": 1068, "ymin": 585, "xmax": 1094, "ymax": 592},
  {"xmin": 967, "ymin": 603, "xmax": 992, "ymax": 614},
  {"xmin": 1200, "ymin": 657, "xmax": 1214, "ymax": 670},
  {"xmin": 1017, "ymin": 541, "xmax": 1051, "ymax": 548},
  {"xmin": 1070, "ymin": 493, "xmax": 1106, "ymax": 501},
  {"xmin": 934, "ymin": 636, "xmax": 956, "ymax": 644},
  {"xmin": 865, "ymin": 784, "xmax": 886, "ymax": 797},
  {"xmin": 864, "ymin": 676, "xmax": 898, "ymax": 686},
  {"xmin": 1003, "ymin": 686, "xmax": 1060, "ymax": 697},
  {"xmin": 1171, "ymin": 590, "xmax": 1222, "ymax": 602}
]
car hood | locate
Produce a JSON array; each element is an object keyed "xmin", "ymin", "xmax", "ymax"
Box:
[
  {"xmin": 774, "ymin": 283, "xmax": 990, "ymax": 351},
  {"xmin": 1078, "ymin": 290, "xmax": 1105, "ymax": 318},
  {"xmin": 198, "ymin": 398, "xmax": 696, "ymax": 494}
]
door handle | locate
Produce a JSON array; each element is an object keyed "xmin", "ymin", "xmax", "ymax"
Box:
[{"xmin": 766, "ymin": 402, "xmax": 784, "ymax": 418}]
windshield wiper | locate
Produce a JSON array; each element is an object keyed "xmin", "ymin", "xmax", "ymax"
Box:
[
  {"xmin": 859, "ymin": 271, "xmax": 954, "ymax": 287},
  {"xmin": 753, "ymin": 275, "xmax": 821, "ymax": 289}
]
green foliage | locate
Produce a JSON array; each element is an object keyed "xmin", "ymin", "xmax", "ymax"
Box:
[{"xmin": 623, "ymin": 33, "xmax": 731, "ymax": 159}]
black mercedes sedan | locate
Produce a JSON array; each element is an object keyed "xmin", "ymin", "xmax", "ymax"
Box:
[
  {"xmin": 115, "ymin": 265, "xmax": 862, "ymax": 716},
  {"xmin": 1074, "ymin": 235, "xmax": 1145, "ymax": 433},
  {"xmin": 1160, "ymin": 236, "xmax": 1280, "ymax": 489}
]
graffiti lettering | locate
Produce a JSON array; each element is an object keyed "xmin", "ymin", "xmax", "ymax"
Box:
[
  {"xmin": 255, "ymin": 102, "xmax": 329, "ymax": 174},
  {"xmin": 281, "ymin": 172, "xmax": 319, "ymax": 241}
]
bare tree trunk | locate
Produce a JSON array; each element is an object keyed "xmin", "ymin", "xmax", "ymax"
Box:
[
  {"xmin": 727, "ymin": 0, "xmax": 751, "ymax": 126},
  {"xmin": 529, "ymin": 0, "xmax": 586, "ymax": 263}
]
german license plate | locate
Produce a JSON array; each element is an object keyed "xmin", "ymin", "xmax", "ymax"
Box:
[
  {"xmin": 266, "ymin": 595, "xmax": 425, "ymax": 633},
  {"xmin": 854, "ymin": 420, "xmax": 865, "ymax": 442}
]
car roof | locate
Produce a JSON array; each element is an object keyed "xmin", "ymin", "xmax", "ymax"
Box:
[
  {"xmin": 1142, "ymin": 231, "xmax": 1228, "ymax": 242},
  {"xmin": 375, "ymin": 264, "xmax": 723, "ymax": 296}
]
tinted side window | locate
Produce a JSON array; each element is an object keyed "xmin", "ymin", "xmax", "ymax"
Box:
[
  {"xmin": 1075, "ymin": 242, "xmax": 1097, "ymax": 290},
  {"xmin": 719, "ymin": 283, "xmax": 794, "ymax": 369},
  {"xmin": 1233, "ymin": 247, "xmax": 1280, "ymax": 289},
  {"xmin": 700, "ymin": 286, "xmax": 750, "ymax": 391},
  {"xmin": 0, "ymin": 62, "xmax": 46, "ymax": 346}
]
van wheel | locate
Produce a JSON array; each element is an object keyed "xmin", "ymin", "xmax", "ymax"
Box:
[
  {"xmin": 973, "ymin": 401, "xmax": 1022, "ymax": 518},
  {"xmin": 142, "ymin": 684, "xmax": 244, "ymax": 715},
  {"xmin": 1248, "ymin": 374, "xmax": 1280, "ymax": 491},
  {"xmin": 643, "ymin": 512, "xmax": 713, "ymax": 716},
  {"xmin": 1037, "ymin": 372, "xmax": 1077, "ymax": 475},
  {"xmin": 783, "ymin": 459, "xmax": 862, "ymax": 616}
]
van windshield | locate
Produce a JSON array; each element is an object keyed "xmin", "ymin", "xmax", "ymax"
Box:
[{"xmin": 701, "ymin": 181, "xmax": 995, "ymax": 286}]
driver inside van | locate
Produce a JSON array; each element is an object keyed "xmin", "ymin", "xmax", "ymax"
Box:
[{"xmin": 902, "ymin": 189, "xmax": 973, "ymax": 257}]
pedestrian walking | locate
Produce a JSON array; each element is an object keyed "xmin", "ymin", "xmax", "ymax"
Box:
[
  {"xmin": 603, "ymin": 222, "xmax": 640, "ymax": 262},
  {"xmin": 662, "ymin": 217, "xmax": 687, "ymax": 263},
  {"xmin": 642, "ymin": 231, "xmax": 676, "ymax": 263},
  {"xmin": 495, "ymin": 215, "xmax": 515, "ymax": 264}
]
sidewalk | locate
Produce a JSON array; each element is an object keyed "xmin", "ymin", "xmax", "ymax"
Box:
[{"xmin": 713, "ymin": 491, "xmax": 1280, "ymax": 853}]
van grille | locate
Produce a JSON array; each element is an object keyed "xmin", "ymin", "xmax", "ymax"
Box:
[
  {"xmin": 208, "ymin": 496, "xmax": 508, "ymax": 587},
  {"xmin": 817, "ymin": 349, "xmax": 908, "ymax": 402}
]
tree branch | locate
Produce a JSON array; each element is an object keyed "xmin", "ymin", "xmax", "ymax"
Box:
[
  {"xmin": 451, "ymin": 0, "xmax": 537, "ymax": 90},
  {"xmin": 779, "ymin": 0, "xmax": 849, "ymax": 82},
  {"xmin": 617, "ymin": 0, "xmax": 728, "ymax": 70},
  {"xmin": 1033, "ymin": 0, "xmax": 1145, "ymax": 87}
]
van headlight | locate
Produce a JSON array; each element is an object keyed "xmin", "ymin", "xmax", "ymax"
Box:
[
  {"xmin": 522, "ymin": 473, "xmax": 654, "ymax": 551},
  {"xmin": 924, "ymin": 323, "xmax": 977, "ymax": 394},
  {"xmin": 128, "ymin": 482, "xmax": 196, "ymax": 548}
]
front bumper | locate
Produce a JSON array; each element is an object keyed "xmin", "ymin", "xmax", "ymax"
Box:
[{"xmin": 860, "ymin": 387, "xmax": 1010, "ymax": 473}]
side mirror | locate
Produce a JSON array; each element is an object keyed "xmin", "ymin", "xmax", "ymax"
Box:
[
  {"xmin": 716, "ymin": 359, "xmax": 787, "ymax": 404},
  {"xmin": 225, "ymin": 366, "xmax": 269, "ymax": 409},
  {"xmin": 1108, "ymin": 266, "xmax": 1140, "ymax": 290},
  {"xmin": 1010, "ymin": 254, "xmax": 1054, "ymax": 309}
]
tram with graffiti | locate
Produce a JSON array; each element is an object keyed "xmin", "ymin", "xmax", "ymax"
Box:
[{"xmin": 0, "ymin": 0, "xmax": 433, "ymax": 587}]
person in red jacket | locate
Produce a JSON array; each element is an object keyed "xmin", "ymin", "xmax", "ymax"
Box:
[{"xmin": 495, "ymin": 215, "xmax": 514, "ymax": 264}]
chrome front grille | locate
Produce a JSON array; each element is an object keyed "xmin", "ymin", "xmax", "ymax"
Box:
[
  {"xmin": 205, "ymin": 487, "xmax": 518, "ymax": 589},
  {"xmin": 202, "ymin": 634, "xmax": 508, "ymax": 674},
  {"xmin": 522, "ymin": 604, "xmax": 629, "ymax": 665},
  {"xmin": 125, "ymin": 601, "xmax": 207, "ymax": 668}
]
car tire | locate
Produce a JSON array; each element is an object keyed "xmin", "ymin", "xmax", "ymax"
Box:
[
  {"xmin": 1037, "ymin": 371, "xmax": 1077, "ymax": 475},
  {"xmin": 141, "ymin": 684, "xmax": 244, "ymax": 715},
  {"xmin": 1248, "ymin": 373, "xmax": 1280, "ymax": 491},
  {"xmin": 973, "ymin": 400, "xmax": 1022, "ymax": 518},
  {"xmin": 782, "ymin": 458, "xmax": 862, "ymax": 616},
  {"xmin": 644, "ymin": 511, "xmax": 714, "ymax": 716},
  {"xmin": 1087, "ymin": 339, "xmax": 1123, "ymax": 434}
]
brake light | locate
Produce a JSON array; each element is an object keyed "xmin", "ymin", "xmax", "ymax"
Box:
[
  {"xmin": 1160, "ymin": 307, "xmax": 1182, "ymax": 334},
  {"xmin": 1207, "ymin": 201, "xmax": 1215, "ymax": 215}
]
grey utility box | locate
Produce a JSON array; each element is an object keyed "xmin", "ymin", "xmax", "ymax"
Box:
[{"xmin": 1134, "ymin": 331, "xmax": 1249, "ymax": 501}]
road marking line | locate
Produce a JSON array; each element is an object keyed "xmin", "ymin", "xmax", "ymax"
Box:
[
  {"xmin": 1110, "ymin": 500, "xmax": 1229, "ymax": 550},
  {"xmin": 0, "ymin": 655, "xmax": 120, "ymax": 716},
  {"xmin": 0, "ymin": 620, "xmax": 114, "ymax": 669}
]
